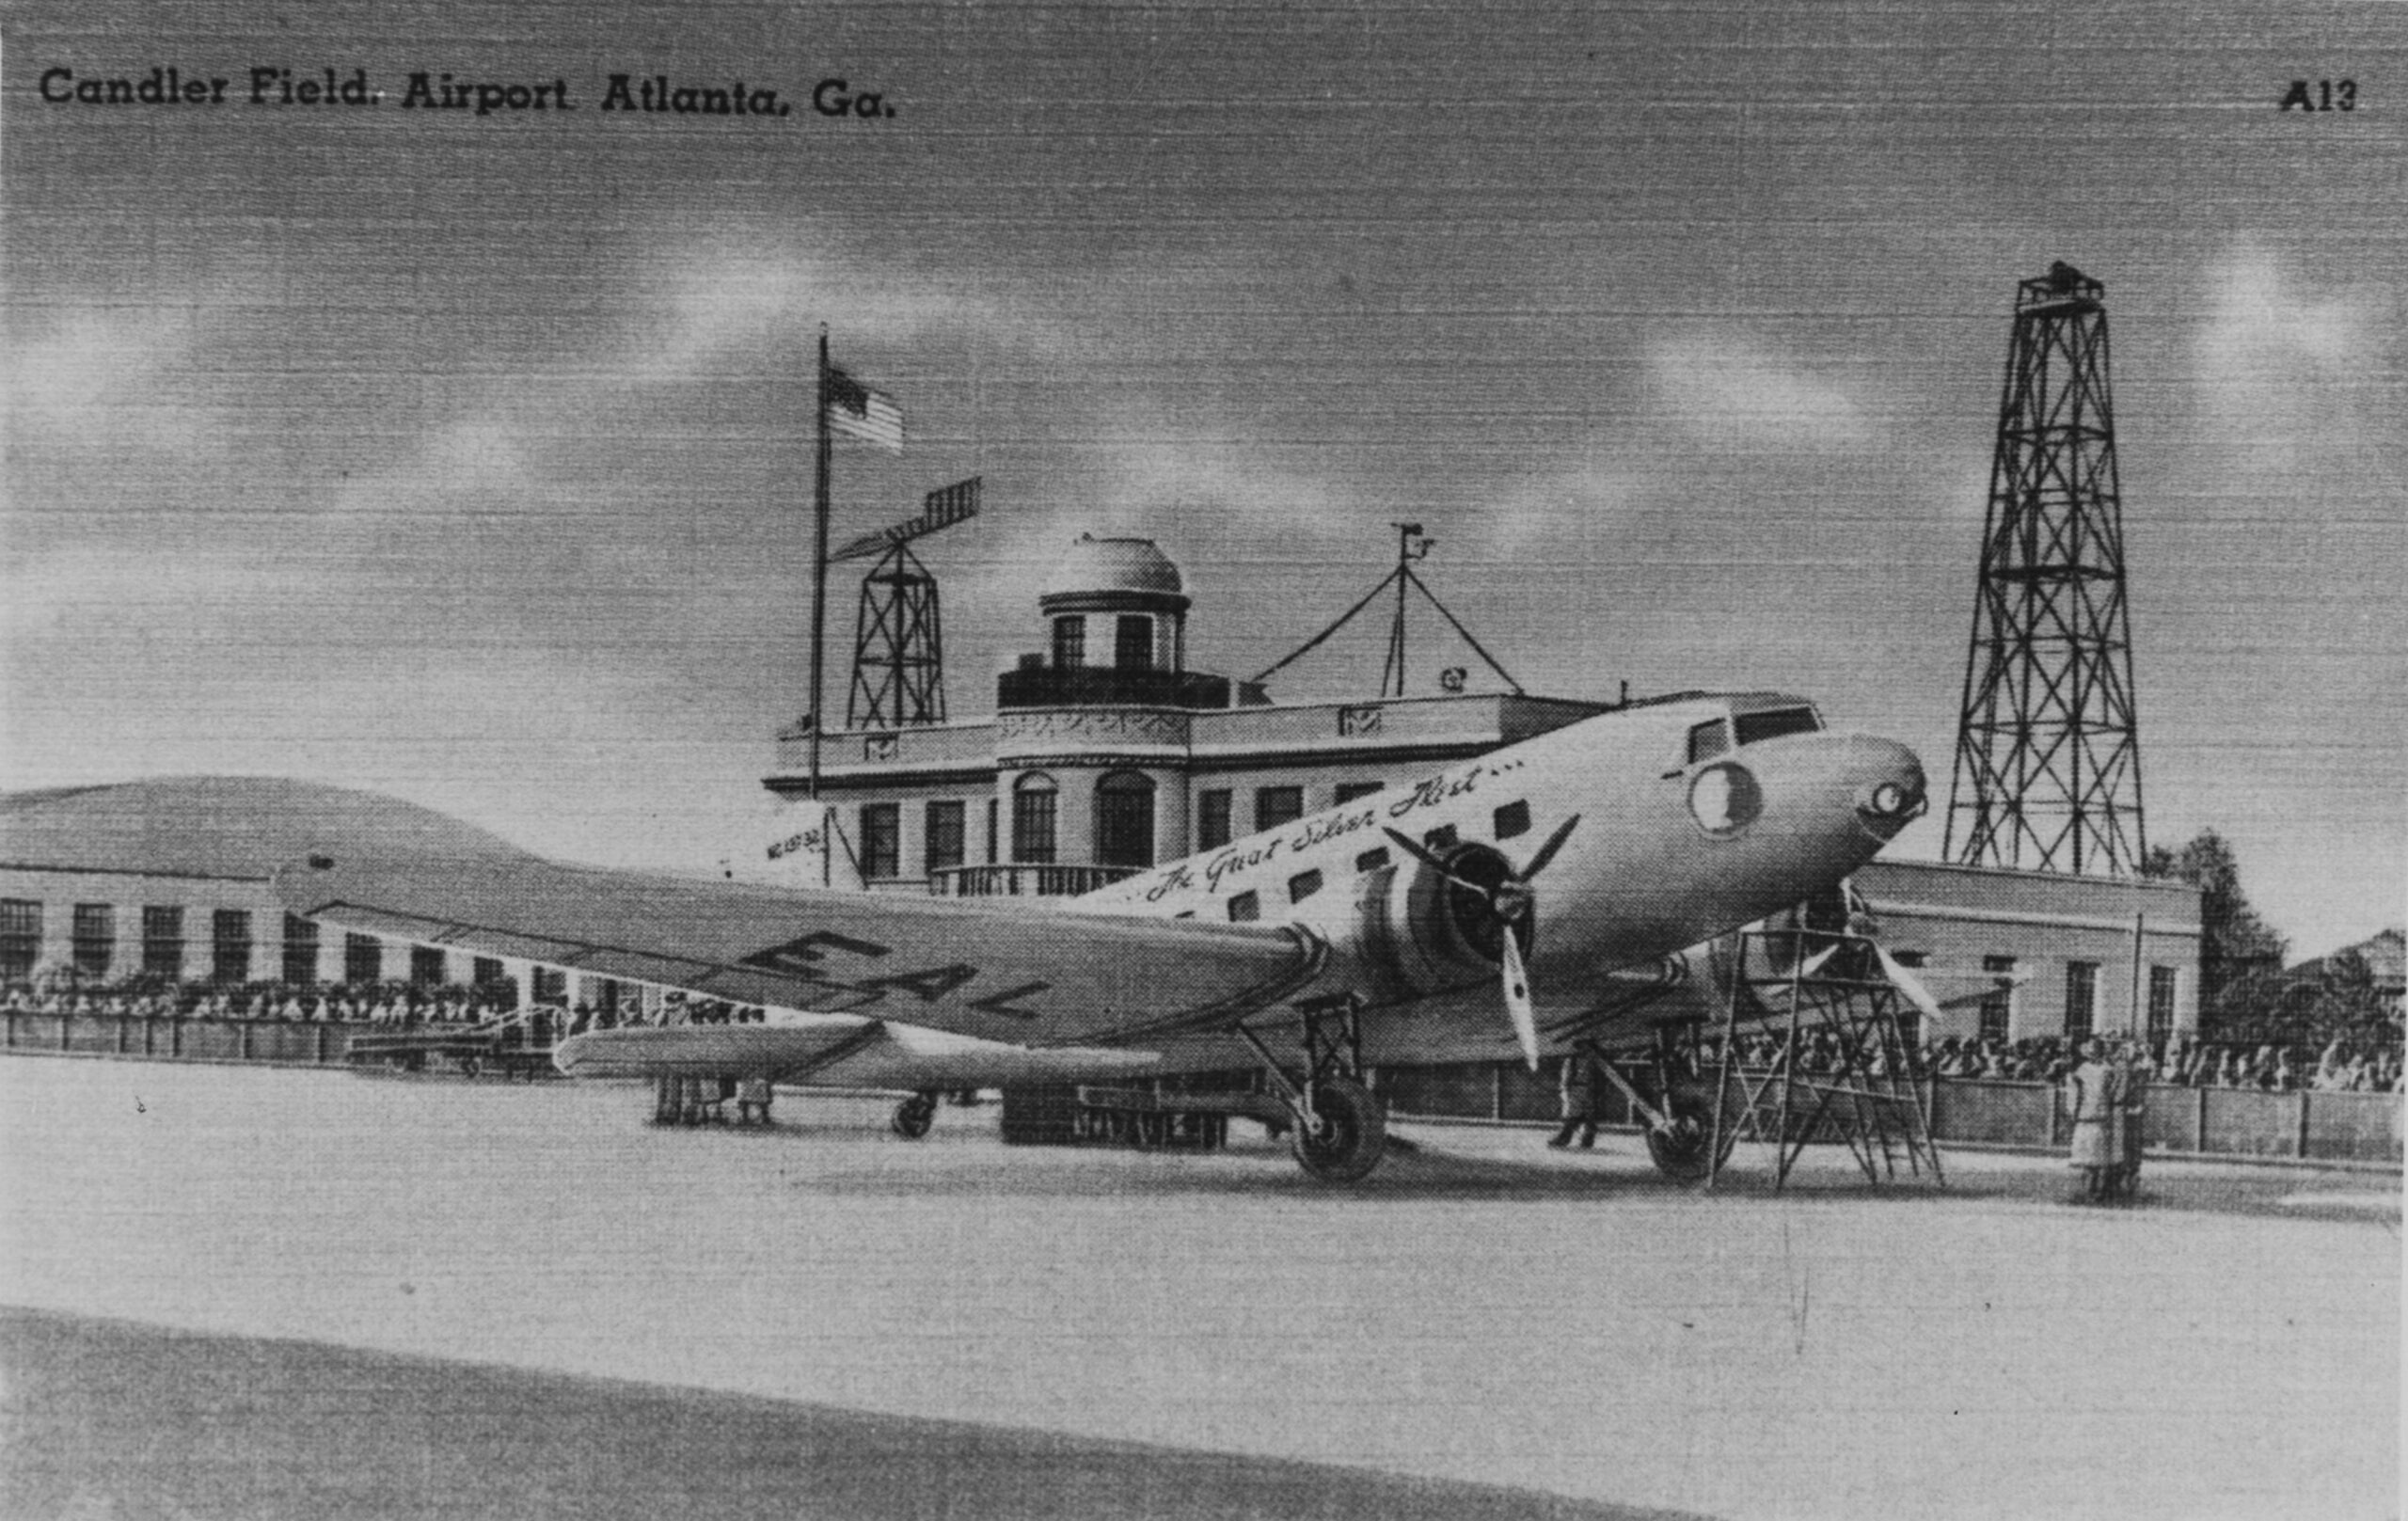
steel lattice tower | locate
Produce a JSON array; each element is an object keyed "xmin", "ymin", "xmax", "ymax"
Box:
[
  {"xmin": 847, "ymin": 543, "xmax": 945, "ymax": 728},
  {"xmin": 1945, "ymin": 262, "xmax": 2147, "ymax": 876}
]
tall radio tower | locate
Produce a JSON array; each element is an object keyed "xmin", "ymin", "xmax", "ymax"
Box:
[{"xmin": 1945, "ymin": 262, "xmax": 2147, "ymax": 876}]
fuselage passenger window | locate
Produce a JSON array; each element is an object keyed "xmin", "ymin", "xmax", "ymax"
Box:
[
  {"xmin": 1493, "ymin": 800, "xmax": 1530, "ymax": 840},
  {"xmin": 1227, "ymin": 891, "xmax": 1259, "ymax": 923},
  {"xmin": 1289, "ymin": 870, "xmax": 1323, "ymax": 904}
]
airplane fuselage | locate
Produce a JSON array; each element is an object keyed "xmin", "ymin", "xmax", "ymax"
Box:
[{"xmin": 1069, "ymin": 690, "xmax": 1924, "ymax": 1067}]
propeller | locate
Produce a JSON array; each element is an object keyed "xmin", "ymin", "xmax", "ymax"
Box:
[
  {"xmin": 1382, "ymin": 813, "xmax": 1580, "ymax": 1071},
  {"xmin": 1872, "ymin": 943, "xmax": 1949, "ymax": 1026}
]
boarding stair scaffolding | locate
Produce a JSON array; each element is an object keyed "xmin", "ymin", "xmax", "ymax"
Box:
[{"xmin": 1704, "ymin": 916, "xmax": 1944, "ymax": 1192}]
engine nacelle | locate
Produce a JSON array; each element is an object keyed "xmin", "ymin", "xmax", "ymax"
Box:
[{"xmin": 1332, "ymin": 844, "xmax": 1528, "ymax": 1004}]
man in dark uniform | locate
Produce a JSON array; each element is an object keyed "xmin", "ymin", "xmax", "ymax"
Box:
[
  {"xmin": 2113, "ymin": 1038, "xmax": 2148, "ymax": 1201},
  {"xmin": 1551, "ymin": 1047, "xmax": 1601, "ymax": 1149}
]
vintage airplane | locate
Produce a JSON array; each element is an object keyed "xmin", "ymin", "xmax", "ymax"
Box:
[{"xmin": 275, "ymin": 690, "xmax": 1925, "ymax": 1181}]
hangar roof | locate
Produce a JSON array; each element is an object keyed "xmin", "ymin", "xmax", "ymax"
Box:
[{"xmin": 0, "ymin": 777, "xmax": 533, "ymax": 880}]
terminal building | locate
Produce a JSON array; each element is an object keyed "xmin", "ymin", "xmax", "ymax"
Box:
[{"xmin": 767, "ymin": 533, "xmax": 2204, "ymax": 1048}]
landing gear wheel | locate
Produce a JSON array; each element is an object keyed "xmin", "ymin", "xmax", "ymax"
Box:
[
  {"xmin": 1644, "ymin": 1089, "xmax": 1731, "ymax": 1183},
  {"xmin": 891, "ymin": 1091, "xmax": 938, "ymax": 1140},
  {"xmin": 1291, "ymin": 1076, "xmax": 1386, "ymax": 1183}
]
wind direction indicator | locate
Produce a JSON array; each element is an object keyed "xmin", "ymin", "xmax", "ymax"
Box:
[{"xmin": 842, "ymin": 477, "xmax": 983, "ymax": 728}]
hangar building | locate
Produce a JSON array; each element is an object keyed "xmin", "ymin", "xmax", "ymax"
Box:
[{"xmin": 0, "ymin": 778, "xmax": 626, "ymax": 1012}]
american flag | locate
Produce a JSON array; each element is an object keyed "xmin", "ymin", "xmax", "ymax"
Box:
[{"xmin": 824, "ymin": 366, "xmax": 904, "ymax": 452}]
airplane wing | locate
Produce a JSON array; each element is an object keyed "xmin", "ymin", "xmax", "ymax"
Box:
[{"xmin": 273, "ymin": 850, "xmax": 1327, "ymax": 1050}]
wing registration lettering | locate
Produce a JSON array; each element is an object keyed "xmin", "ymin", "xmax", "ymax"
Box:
[
  {"xmin": 737, "ymin": 928, "xmax": 893, "ymax": 977},
  {"xmin": 850, "ymin": 962, "xmax": 983, "ymax": 1003},
  {"xmin": 970, "ymin": 981, "xmax": 1052, "ymax": 1021}
]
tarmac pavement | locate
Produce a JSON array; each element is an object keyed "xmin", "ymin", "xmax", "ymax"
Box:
[{"xmin": 1, "ymin": 1057, "xmax": 2396, "ymax": 1519}]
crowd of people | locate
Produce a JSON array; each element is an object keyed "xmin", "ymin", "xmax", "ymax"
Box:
[
  {"xmin": 1919, "ymin": 1034, "xmax": 2403, "ymax": 1093},
  {"xmin": 8, "ymin": 975, "xmax": 2400, "ymax": 1095},
  {"xmin": 0, "ymin": 978, "xmax": 768, "ymax": 1041}
]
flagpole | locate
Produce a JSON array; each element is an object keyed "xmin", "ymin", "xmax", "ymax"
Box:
[{"xmin": 810, "ymin": 325, "xmax": 833, "ymax": 803}]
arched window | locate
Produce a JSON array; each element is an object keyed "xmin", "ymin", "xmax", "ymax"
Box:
[
  {"xmin": 1095, "ymin": 770, "xmax": 1157, "ymax": 868},
  {"xmin": 1012, "ymin": 772, "xmax": 1058, "ymax": 863}
]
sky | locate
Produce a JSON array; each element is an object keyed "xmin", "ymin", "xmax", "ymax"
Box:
[{"xmin": 4, "ymin": 2, "xmax": 2402, "ymax": 959}]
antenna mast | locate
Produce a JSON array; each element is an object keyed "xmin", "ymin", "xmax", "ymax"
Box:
[{"xmin": 1945, "ymin": 262, "xmax": 2147, "ymax": 875}]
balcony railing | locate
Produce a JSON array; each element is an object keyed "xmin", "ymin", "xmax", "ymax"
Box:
[
  {"xmin": 996, "ymin": 666, "xmax": 1234, "ymax": 710},
  {"xmin": 928, "ymin": 863, "xmax": 1143, "ymax": 898}
]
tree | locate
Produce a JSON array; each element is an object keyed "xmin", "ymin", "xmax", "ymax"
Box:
[{"xmin": 2141, "ymin": 829, "xmax": 2289, "ymax": 1042}]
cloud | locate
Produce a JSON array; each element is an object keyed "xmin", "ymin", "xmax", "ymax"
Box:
[
  {"xmin": 2, "ymin": 307, "xmax": 214, "ymax": 455},
  {"xmin": 645, "ymin": 236, "xmax": 1081, "ymax": 377},
  {"xmin": 1643, "ymin": 327, "xmax": 1881, "ymax": 453},
  {"xmin": 2193, "ymin": 240, "xmax": 2402, "ymax": 481},
  {"xmin": 1468, "ymin": 457, "xmax": 1655, "ymax": 561}
]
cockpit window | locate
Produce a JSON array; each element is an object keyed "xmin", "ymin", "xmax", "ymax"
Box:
[
  {"xmin": 1734, "ymin": 707, "xmax": 1821, "ymax": 746},
  {"xmin": 1687, "ymin": 721, "xmax": 1731, "ymax": 765}
]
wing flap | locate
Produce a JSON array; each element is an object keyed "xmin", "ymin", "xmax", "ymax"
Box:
[{"xmin": 552, "ymin": 1016, "xmax": 1165, "ymax": 1088}]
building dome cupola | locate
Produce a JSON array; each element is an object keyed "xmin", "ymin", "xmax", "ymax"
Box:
[
  {"xmin": 1037, "ymin": 534, "xmax": 1189, "ymax": 617},
  {"xmin": 1003, "ymin": 532, "xmax": 1231, "ymax": 707}
]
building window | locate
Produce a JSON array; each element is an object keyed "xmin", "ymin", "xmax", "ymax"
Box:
[
  {"xmin": 985, "ymin": 799, "xmax": 999, "ymax": 864},
  {"xmin": 411, "ymin": 946, "xmax": 448, "ymax": 987},
  {"xmin": 1096, "ymin": 771, "xmax": 1156, "ymax": 867},
  {"xmin": 1289, "ymin": 870, "xmax": 1323, "ymax": 904},
  {"xmin": 144, "ymin": 906, "xmax": 186, "ymax": 979},
  {"xmin": 1012, "ymin": 773, "xmax": 1058, "ymax": 863},
  {"xmin": 71, "ymin": 903, "xmax": 114, "ymax": 978},
  {"xmin": 925, "ymin": 800, "xmax": 966, "ymax": 873},
  {"xmin": 213, "ymin": 910, "xmax": 251, "ymax": 985},
  {"xmin": 282, "ymin": 913, "xmax": 319, "ymax": 986},
  {"xmin": 346, "ymin": 933, "xmax": 383, "ymax": 986},
  {"xmin": 861, "ymin": 802, "xmax": 901, "ymax": 879},
  {"xmin": 1052, "ymin": 616, "xmax": 1085, "ymax": 669},
  {"xmin": 1493, "ymin": 800, "xmax": 1530, "ymax": 840},
  {"xmin": 1978, "ymin": 955, "xmax": 2016, "ymax": 1043},
  {"xmin": 1255, "ymin": 786, "xmax": 1304, "ymax": 832},
  {"xmin": 1115, "ymin": 615, "xmax": 1153, "ymax": 671},
  {"xmin": 1196, "ymin": 789, "xmax": 1233, "ymax": 850},
  {"xmin": 1336, "ymin": 781, "xmax": 1384, "ymax": 803},
  {"xmin": 2063, "ymin": 960, "xmax": 2099, "ymax": 1042},
  {"xmin": 1228, "ymin": 891, "xmax": 1259, "ymax": 923},
  {"xmin": 2147, "ymin": 965, "xmax": 2178, "ymax": 1046},
  {"xmin": 1, "ymin": 899, "xmax": 41, "ymax": 980}
]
